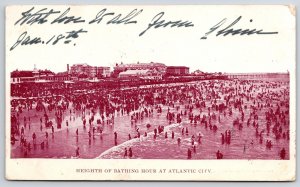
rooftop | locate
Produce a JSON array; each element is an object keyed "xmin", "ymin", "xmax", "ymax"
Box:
[
  {"xmin": 11, "ymin": 70, "xmax": 33, "ymax": 78},
  {"xmin": 116, "ymin": 62, "xmax": 166, "ymax": 68},
  {"xmin": 119, "ymin": 69, "xmax": 151, "ymax": 75},
  {"xmin": 167, "ymin": 66, "xmax": 189, "ymax": 69}
]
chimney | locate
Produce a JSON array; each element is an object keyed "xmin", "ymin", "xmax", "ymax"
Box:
[{"xmin": 67, "ymin": 64, "xmax": 69, "ymax": 73}]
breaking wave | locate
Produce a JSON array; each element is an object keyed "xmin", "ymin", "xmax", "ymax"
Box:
[{"xmin": 96, "ymin": 123, "xmax": 182, "ymax": 159}]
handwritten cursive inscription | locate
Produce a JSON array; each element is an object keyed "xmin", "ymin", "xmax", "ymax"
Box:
[
  {"xmin": 89, "ymin": 8, "xmax": 143, "ymax": 25},
  {"xmin": 201, "ymin": 16, "xmax": 278, "ymax": 39},
  {"xmin": 14, "ymin": 7, "xmax": 85, "ymax": 26},
  {"xmin": 50, "ymin": 8, "xmax": 85, "ymax": 24},
  {"xmin": 10, "ymin": 7, "xmax": 281, "ymax": 52},
  {"xmin": 139, "ymin": 12, "xmax": 194, "ymax": 36},
  {"xmin": 14, "ymin": 7, "xmax": 59, "ymax": 25},
  {"xmin": 10, "ymin": 29, "xmax": 87, "ymax": 51}
]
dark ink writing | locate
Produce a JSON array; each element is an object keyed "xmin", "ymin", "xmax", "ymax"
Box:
[
  {"xmin": 14, "ymin": 7, "xmax": 85, "ymax": 26},
  {"xmin": 51, "ymin": 8, "xmax": 85, "ymax": 24},
  {"xmin": 201, "ymin": 16, "xmax": 278, "ymax": 39},
  {"xmin": 10, "ymin": 29, "xmax": 87, "ymax": 51},
  {"xmin": 139, "ymin": 12, "xmax": 194, "ymax": 36},
  {"xmin": 10, "ymin": 31, "xmax": 42, "ymax": 51},
  {"xmin": 11, "ymin": 7, "xmax": 281, "ymax": 51},
  {"xmin": 14, "ymin": 7, "xmax": 60, "ymax": 25},
  {"xmin": 89, "ymin": 8, "xmax": 143, "ymax": 25}
]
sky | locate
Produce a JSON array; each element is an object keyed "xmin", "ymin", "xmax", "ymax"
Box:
[{"xmin": 6, "ymin": 5, "xmax": 295, "ymax": 73}]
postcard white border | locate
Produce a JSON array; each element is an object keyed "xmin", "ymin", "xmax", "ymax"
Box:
[{"xmin": 5, "ymin": 5, "xmax": 296, "ymax": 181}]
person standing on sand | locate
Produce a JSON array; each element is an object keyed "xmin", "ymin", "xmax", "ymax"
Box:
[
  {"xmin": 76, "ymin": 147, "xmax": 80, "ymax": 157},
  {"xmin": 129, "ymin": 147, "xmax": 133, "ymax": 158},
  {"xmin": 187, "ymin": 148, "xmax": 192, "ymax": 159},
  {"xmin": 114, "ymin": 132, "xmax": 118, "ymax": 140},
  {"xmin": 124, "ymin": 148, "xmax": 128, "ymax": 158},
  {"xmin": 32, "ymin": 132, "xmax": 36, "ymax": 144}
]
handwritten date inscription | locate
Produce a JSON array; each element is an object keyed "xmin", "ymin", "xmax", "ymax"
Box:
[
  {"xmin": 9, "ymin": 7, "xmax": 279, "ymax": 51},
  {"xmin": 10, "ymin": 29, "xmax": 87, "ymax": 51}
]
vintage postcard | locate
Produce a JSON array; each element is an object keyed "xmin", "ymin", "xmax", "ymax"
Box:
[{"xmin": 5, "ymin": 5, "xmax": 296, "ymax": 181}]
